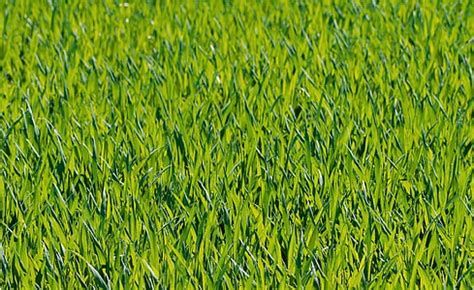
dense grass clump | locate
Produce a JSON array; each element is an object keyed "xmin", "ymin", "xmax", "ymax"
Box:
[{"xmin": 0, "ymin": 0, "xmax": 473, "ymax": 288}]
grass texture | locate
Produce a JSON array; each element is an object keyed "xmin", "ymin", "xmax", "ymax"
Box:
[{"xmin": 0, "ymin": 0, "xmax": 473, "ymax": 288}]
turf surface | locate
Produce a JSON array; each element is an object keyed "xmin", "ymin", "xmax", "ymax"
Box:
[{"xmin": 0, "ymin": 0, "xmax": 473, "ymax": 288}]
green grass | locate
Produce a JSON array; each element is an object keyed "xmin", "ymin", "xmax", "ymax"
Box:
[{"xmin": 0, "ymin": 0, "xmax": 473, "ymax": 288}]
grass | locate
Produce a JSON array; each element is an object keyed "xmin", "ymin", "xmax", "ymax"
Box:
[{"xmin": 0, "ymin": 0, "xmax": 473, "ymax": 288}]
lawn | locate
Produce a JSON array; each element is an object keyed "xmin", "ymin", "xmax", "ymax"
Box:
[{"xmin": 0, "ymin": 0, "xmax": 473, "ymax": 288}]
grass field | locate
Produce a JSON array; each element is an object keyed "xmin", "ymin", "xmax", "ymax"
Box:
[{"xmin": 0, "ymin": 0, "xmax": 473, "ymax": 288}]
